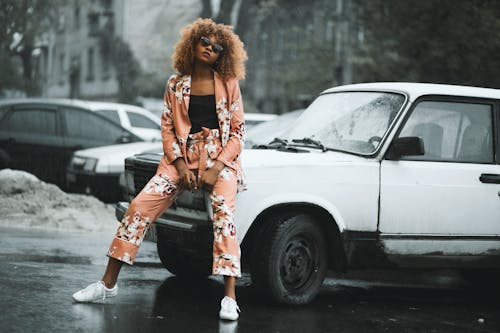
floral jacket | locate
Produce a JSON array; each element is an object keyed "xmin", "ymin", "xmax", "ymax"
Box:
[{"xmin": 161, "ymin": 72, "xmax": 246, "ymax": 190}]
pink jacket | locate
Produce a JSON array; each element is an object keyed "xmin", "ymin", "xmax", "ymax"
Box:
[{"xmin": 161, "ymin": 73, "xmax": 245, "ymax": 189}]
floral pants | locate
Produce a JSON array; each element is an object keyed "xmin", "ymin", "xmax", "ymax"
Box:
[{"xmin": 107, "ymin": 128, "xmax": 241, "ymax": 277}]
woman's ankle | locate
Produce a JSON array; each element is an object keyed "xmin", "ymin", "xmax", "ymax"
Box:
[{"xmin": 102, "ymin": 279, "xmax": 116, "ymax": 289}]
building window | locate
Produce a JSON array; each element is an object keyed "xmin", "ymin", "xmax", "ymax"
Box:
[
  {"xmin": 101, "ymin": 52, "xmax": 111, "ymax": 80},
  {"xmin": 101, "ymin": 0, "xmax": 113, "ymax": 10},
  {"xmin": 88, "ymin": 12, "xmax": 99, "ymax": 37},
  {"xmin": 59, "ymin": 53, "xmax": 65, "ymax": 85},
  {"xmin": 87, "ymin": 48, "xmax": 94, "ymax": 81},
  {"xmin": 74, "ymin": 5, "xmax": 80, "ymax": 29}
]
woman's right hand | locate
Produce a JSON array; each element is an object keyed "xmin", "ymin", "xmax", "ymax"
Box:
[{"xmin": 173, "ymin": 158, "xmax": 197, "ymax": 191}]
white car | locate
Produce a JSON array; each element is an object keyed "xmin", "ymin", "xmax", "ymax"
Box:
[
  {"xmin": 66, "ymin": 141, "xmax": 161, "ymax": 203},
  {"xmin": 85, "ymin": 101, "xmax": 162, "ymax": 142},
  {"xmin": 117, "ymin": 82, "xmax": 500, "ymax": 305}
]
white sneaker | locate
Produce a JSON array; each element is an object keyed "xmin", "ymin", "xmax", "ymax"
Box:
[
  {"xmin": 219, "ymin": 296, "xmax": 240, "ymax": 321},
  {"xmin": 72, "ymin": 281, "xmax": 118, "ymax": 303}
]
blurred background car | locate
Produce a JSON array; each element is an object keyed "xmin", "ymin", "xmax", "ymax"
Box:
[
  {"xmin": 85, "ymin": 101, "xmax": 161, "ymax": 142},
  {"xmin": 245, "ymin": 109, "xmax": 305, "ymax": 148},
  {"xmin": 0, "ymin": 99, "xmax": 143, "ymax": 189},
  {"xmin": 66, "ymin": 110, "xmax": 280, "ymax": 203},
  {"xmin": 244, "ymin": 112, "xmax": 277, "ymax": 129},
  {"xmin": 66, "ymin": 141, "xmax": 161, "ymax": 203}
]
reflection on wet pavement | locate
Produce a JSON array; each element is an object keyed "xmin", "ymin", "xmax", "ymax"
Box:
[{"xmin": 2, "ymin": 226, "xmax": 500, "ymax": 333}]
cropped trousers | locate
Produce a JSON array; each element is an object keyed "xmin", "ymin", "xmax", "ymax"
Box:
[{"xmin": 107, "ymin": 128, "xmax": 241, "ymax": 277}]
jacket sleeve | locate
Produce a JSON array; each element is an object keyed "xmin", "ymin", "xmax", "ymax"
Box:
[
  {"xmin": 216, "ymin": 80, "xmax": 245, "ymax": 168},
  {"xmin": 161, "ymin": 76, "xmax": 183, "ymax": 164}
]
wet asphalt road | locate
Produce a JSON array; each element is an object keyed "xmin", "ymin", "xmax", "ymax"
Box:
[{"xmin": 1, "ymin": 226, "xmax": 500, "ymax": 333}]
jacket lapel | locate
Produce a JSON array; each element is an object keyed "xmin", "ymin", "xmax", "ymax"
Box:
[
  {"xmin": 181, "ymin": 75, "xmax": 191, "ymax": 115},
  {"xmin": 214, "ymin": 73, "xmax": 230, "ymax": 146}
]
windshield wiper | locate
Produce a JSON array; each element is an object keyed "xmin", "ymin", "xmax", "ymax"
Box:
[
  {"xmin": 254, "ymin": 137, "xmax": 288, "ymax": 149},
  {"xmin": 269, "ymin": 137, "xmax": 288, "ymax": 146},
  {"xmin": 291, "ymin": 137, "xmax": 327, "ymax": 152}
]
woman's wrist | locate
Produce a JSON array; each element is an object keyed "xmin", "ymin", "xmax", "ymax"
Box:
[
  {"xmin": 213, "ymin": 160, "xmax": 225, "ymax": 173},
  {"xmin": 173, "ymin": 157, "xmax": 187, "ymax": 172}
]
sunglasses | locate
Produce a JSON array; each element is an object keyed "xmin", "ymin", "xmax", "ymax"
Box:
[{"xmin": 200, "ymin": 36, "xmax": 224, "ymax": 54}]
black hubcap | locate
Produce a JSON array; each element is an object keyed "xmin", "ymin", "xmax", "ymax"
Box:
[{"xmin": 280, "ymin": 236, "xmax": 317, "ymax": 290}]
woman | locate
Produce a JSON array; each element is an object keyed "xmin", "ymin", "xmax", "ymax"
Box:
[{"xmin": 72, "ymin": 18, "xmax": 247, "ymax": 321}]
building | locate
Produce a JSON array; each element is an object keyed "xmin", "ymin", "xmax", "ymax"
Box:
[{"xmin": 41, "ymin": 0, "xmax": 201, "ymax": 101}]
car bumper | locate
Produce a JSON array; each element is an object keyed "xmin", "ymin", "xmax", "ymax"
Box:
[
  {"xmin": 66, "ymin": 170, "xmax": 122, "ymax": 203},
  {"xmin": 115, "ymin": 201, "xmax": 212, "ymax": 257}
]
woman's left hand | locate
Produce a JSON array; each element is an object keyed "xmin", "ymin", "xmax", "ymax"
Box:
[{"xmin": 200, "ymin": 161, "xmax": 225, "ymax": 191}]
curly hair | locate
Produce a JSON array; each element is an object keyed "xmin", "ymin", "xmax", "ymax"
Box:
[{"xmin": 171, "ymin": 18, "xmax": 247, "ymax": 81}]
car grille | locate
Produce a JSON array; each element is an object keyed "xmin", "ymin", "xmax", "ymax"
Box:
[
  {"xmin": 125, "ymin": 155, "xmax": 209, "ymax": 212},
  {"xmin": 127, "ymin": 159, "xmax": 156, "ymax": 196}
]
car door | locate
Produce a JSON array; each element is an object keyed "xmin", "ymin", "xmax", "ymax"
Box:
[
  {"xmin": 379, "ymin": 97, "xmax": 500, "ymax": 265},
  {"xmin": 125, "ymin": 110, "xmax": 161, "ymax": 141},
  {"xmin": 0, "ymin": 104, "xmax": 64, "ymax": 185}
]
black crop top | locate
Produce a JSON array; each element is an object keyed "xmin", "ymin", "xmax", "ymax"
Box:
[{"xmin": 188, "ymin": 95, "xmax": 219, "ymax": 134}]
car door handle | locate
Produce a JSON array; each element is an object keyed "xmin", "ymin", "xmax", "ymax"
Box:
[
  {"xmin": 479, "ymin": 173, "xmax": 500, "ymax": 184},
  {"xmin": 70, "ymin": 145, "xmax": 83, "ymax": 150}
]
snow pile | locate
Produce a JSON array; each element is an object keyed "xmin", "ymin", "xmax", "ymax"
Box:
[{"xmin": 0, "ymin": 169, "xmax": 117, "ymax": 232}]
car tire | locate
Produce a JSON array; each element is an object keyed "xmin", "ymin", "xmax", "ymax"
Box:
[
  {"xmin": 156, "ymin": 238, "xmax": 211, "ymax": 279},
  {"xmin": 252, "ymin": 213, "xmax": 328, "ymax": 305}
]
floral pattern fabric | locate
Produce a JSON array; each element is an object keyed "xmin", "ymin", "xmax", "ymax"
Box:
[
  {"xmin": 161, "ymin": 73, "xmax": 246, "ymax": 192},
  {"xmin": 108, "ymin": 82, "xmax": 243, "ymax": 276}
]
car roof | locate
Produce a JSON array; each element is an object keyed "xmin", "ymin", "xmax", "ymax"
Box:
[
  {"xmin": 83, "ymin": 101, "xmax": 153, "ymax": 113},
  {"xmin": 245, "ymin": 112, "xmax": 277, "ymax": 121},
  {"xmin": 323, "ymin": 82, "xmax": 500, "ymax": 100},
  {"xmin": 0, "ymin": 98, "xmax": 150, "ymax": 112}
]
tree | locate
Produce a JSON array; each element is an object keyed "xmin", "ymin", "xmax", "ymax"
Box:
[
  {"xmin": 353, "ymin": 0, "xmax": 500, "ymax": 88},
  {"xmin": 0, "ymin": 0, "xmax": 62, "ymax": 96},
  {"xmin": 98, "ymin": 26, "xmax": 142, "ymax": 103}
]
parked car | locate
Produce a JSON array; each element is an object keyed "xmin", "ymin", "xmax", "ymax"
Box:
[
  {"xmin": 66, "ymin": 141, "xmax": 161, "ymax": 203},
  {"xmin": 117, "ymin": 82, "xmax": 500, "ymax": 305},
  {"xmin": 85, "ymin": 101, "xmax": 161, "ymax": 141},
  {"xmin": 245, "ymin": 109, "xmax": 305, "ymax": 148},
  {"xmin": 244, "ymin": 112, "xmax": 277, "ymax": 129},
  {"xmin": 0, "ymin": 99, "xmax": 143, "ymax": 189},
  {"xmin": 65, "ymin": 110, "xmax": 278, "ymax": 203}
]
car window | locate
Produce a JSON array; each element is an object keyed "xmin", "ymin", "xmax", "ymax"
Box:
[
  {"xmin": 126, "ymin": 111, "xmax": 159, "ymax": 129},
  {"xmin": 63, "ymin": 108, "xmax": 129, "ymax": 143},
  {"xmin": 398, "ymin": 100, "xmax": 494, "ymax": 163},
  {"xmin": 0, "ymin": 108, "xmax": 57, "ymax": 135},
  {"xmin": 95, "ymin": 109, "xmax": 121, "ymax": 125},
  {"xmin": 286, "ymin": 92, "xmax": 405, "ymax": 154}
]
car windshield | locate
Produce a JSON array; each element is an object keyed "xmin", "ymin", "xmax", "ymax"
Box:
[
  {"xmin": 284, "ymin": 91, "xmax": 406, "ymax": 154},
  {"xmin": 246, "ymin": 109, "xmax": 305, "ymax": 148}
]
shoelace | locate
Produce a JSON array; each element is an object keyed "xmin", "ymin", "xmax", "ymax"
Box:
[
  {"xmin": 85, "ymin": 281, "xmax": 107, "ymax": 301},
  {"xmin": 222, "ymin": 297, "xmax": 241, "ymax": 313}
]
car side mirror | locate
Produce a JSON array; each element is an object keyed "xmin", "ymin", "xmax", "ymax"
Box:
[
  {"xmin": 386, "ymin": 136, "xmax": 425, "ymax": 160},
  {"xmin": 117, "ymin": 133, "xmax": 132, "ymax": 144}
]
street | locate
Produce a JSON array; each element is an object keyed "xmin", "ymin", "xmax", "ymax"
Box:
[{"xmin": 1, "ymin": 226, "xmax": 499, "ymax": 333}]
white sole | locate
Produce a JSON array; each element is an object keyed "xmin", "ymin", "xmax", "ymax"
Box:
[{"xmin": 219, "ymin": 312, "xmax": 239, "ymax": 321}]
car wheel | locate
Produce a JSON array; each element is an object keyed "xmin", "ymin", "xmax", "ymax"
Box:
[
  {"xmin": 252, "ymin": 213, "xmax": 328, "ymax": 305},
  {"xmin": 156, "ymin": 236, "xmax": 211, "ymax": 279}
]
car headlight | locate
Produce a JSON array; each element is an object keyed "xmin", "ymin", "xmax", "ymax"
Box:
[
  {"xmin": 83, "ymin": 158, "xmax": 97, "ymax": 172},
  {"xmin": 70, "ymin": 156, "xmax": 98, "ymax": 172}
]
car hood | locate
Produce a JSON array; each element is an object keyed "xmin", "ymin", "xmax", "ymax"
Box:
[
  {"xmin": 241, "ymin": 147, "xmax": 368, "ymax": 168},
  {"xmin": 75, "ymin": 141, "xmax": 162, "ymax": 173}
]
